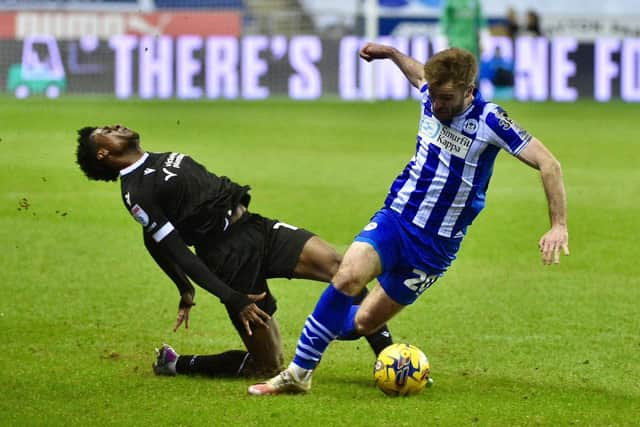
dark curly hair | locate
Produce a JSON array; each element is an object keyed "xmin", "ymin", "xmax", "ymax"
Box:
[{"xmin": 76, "ymin": 126, "xmax": 119, "ymax": 182}]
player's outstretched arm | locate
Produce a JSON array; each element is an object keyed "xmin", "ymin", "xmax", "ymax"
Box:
[
  {"xmin": 154, "ymin": 230, "xmax": 272, "ymax": 334},
  {"xmin": 144, "ymin": 232, "xmax": 195, "ymax": 302},
  {"xmin": 144, "ymin": 233, "xmax": 197, "ymax": 331},
  {"xmin": 516, "ymin": 137, "xmax": 569, "ymax": 265},
  {"xmin": 359, "ymin": 42, "xmax": 426, "ymax": 89}
]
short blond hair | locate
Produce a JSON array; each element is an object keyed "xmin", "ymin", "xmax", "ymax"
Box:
[{"xmin": 424, "ymin": 48, "xmax": 477, "ymax": 89}]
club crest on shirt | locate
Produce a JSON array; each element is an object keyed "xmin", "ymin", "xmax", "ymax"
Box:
[
  {"xmin": 131, "ymin": 204, "xmax": 150, "ymax": 227},
  {"xmin": 363, "ymin": 222, "xmax": 378, "ymax": 231},
  {"xmin": 463, "ymin": 118, "xmax": 479, "ymax": 134},
  {"xmin": 419, "ymin": 116, "xmax": 472, "ymax": 159}
]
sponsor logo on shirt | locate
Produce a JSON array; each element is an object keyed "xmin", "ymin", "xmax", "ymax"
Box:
[
  {"xmin": 162, "ymin": 168, "xmax": 178, "ymax": 181},
  {"xmin": 164, "ymin": 152, "xmax": 185, "ymax": 169},
  {"xmin": 419, "ymin": 116, "xmax": 441, "ymax": 139},
  {"xmin": 124, "ymin": 192, "xmax": 131, "ymax": 206},
  {"xmin": 144, "ymin": 168, "xmax": 156, "ymax": 175},
  {"xmin": 131, "ymin": 204, "xmax": 150, "ymax": 227},
  {"xmin": 420, "ymin": 117, "xmax": 472, "ymax": 159}
]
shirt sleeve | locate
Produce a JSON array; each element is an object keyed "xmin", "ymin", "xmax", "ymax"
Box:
[
  {"xmin": 484, "ymin": 105, "xmax": 532, "ymax": 156},
  {"xmin": 154, "ymin": 228, "xmax": 251, "ymax": 313},
  {"xmin": 143, "ymin": 231, "xmax": 194, "ymax": 299},
  {"xmin": 127, "ymin": 201, "xmax": 174, "ymax": 243}
]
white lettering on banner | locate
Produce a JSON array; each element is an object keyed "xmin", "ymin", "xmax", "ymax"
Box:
[
  {"xmin": 515, "ymin": 37, "xmax": 549, "ymax": 101},
  {"xmin": 621, "ymin": 39, "xmax": 640, "ymax": 102},
  {"xmin": 139, "ymin": 35, "xmax": 172, "ymax": 99},
  {"xmin": 242, "ymin": 35, "xmax": 269, "ymax": 99},
  {"xmin": 595, "ymin": 39, "xmax": 621, "ymax": 102},
  {"xmin": 205, "ymin": 36, "xmax": 238, "ymax": 99},
  {"xmin": 289, "ymin": 36, "xmax": 322, "ymax": 100},
  {"xmin": 110, "ymin": 35, "xmax": 137, "ymax": 99},
  {"xmin": 551, "ymin": 37, "xmax": 578, "ymax": 102},
  {"xmin": 339, "ymin": 36, "xmax": 446, "ymax": 101},
  {"xmin": 410, "ymin": 36, "xmax": 430, "ymax": 100},
  {"xmin": 339, "ymin": 36, "xmax": 360, "ymax": 100},
  {"xmin": 177, "ymin": 35, "xmax": 203, "ymax": 99},
  {"xmin": 594, "ymin": 38, "xmax": 640, "ymax": 102},
  {"xmin": 100, "ymin": 35, "xmax": 640, "ymax": 101},
  {"xmin": 375, "ymin": 36, "xmax": 411, "ymax": 100}
]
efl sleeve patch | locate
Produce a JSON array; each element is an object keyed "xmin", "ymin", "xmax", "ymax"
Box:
[
  {"xmin": 129, "ymin": 201, "xmax": 170, "ymax": 240},
  {"xmin": 131, "ymin": 204, "xmax": 150, "ymax": 227}
]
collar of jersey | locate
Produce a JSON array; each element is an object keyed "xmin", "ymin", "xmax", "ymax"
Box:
[{"xmin": 120, "ymin": 152, "xmax": 149, "ymax": 177}]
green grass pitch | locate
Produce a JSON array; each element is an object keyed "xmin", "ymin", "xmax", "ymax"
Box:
[{"xmin": 0, "ymin": 97, "xmax": 638, "ymax": 426}]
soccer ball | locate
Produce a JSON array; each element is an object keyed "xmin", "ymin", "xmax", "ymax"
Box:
[{"xmin": 373, "ymin": 343, "xmax": 430, "ymax": 396}]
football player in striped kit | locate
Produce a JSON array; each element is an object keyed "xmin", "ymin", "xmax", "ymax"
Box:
[{"xmin": 249, "ymin": 44, "xmax": 569, "ymax": 395}]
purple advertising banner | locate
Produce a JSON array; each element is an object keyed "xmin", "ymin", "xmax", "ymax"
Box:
[{"xmin": 2, "ymin": 35, "xmax": 639, "ymax": 101}]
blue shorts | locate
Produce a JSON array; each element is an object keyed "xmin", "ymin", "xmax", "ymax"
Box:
[{"xmin": 354, "ymin": 208, "xmax": 462, "ymax": 305}]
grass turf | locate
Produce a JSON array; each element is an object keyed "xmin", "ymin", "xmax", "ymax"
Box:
[{"xmin": 0, "ymin": 97, "xmax": 638, "ymax": 426}]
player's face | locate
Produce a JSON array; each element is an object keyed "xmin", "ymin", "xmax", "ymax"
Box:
[
  {"xmin": 91, "ymin": 124, "xmax": 140, "ymax": 156},
  {"xmin": 428, "ymin": 82, "xmax": 473, "ymax": 122}
]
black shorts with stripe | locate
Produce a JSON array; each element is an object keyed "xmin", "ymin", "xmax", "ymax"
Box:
[{"xmin": 195, "ymin": 212, "xmax": 314, "ymax": 332}]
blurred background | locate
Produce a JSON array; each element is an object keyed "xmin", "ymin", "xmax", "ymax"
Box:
[{"xmin": 0, "ymin": 0, "xmax": 638, "ymax": 102}]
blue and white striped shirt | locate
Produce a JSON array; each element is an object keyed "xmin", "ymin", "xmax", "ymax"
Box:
[{"xmin": 385, "ymin": 84, "xmax": 532, "ymax": 239}]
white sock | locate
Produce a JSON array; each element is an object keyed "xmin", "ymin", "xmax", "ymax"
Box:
[{"xmin": 288, "ymin": 362, "xmax": 312, "ymax": 381}]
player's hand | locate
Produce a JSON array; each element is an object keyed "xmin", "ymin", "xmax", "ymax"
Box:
[
  {"xmin": 359, "ymin": 42, "xmax": 390, "ymax": 62},
  {"xmin": 174, "ymin": 293, "xmax": 195, "ymax": 332},
  {"xmin": 538, "ymin": 225, "xmax": 569, "ymax": 265},
  {"xmin": 173, "ymin": 306, "xmax": 193, "ymax": 332},
  {"xmin": 238, "ymin": 292, "xmax": 271, "ymax": 336}
]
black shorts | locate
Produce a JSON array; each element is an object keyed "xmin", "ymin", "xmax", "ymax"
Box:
[{"xmin": 195, "ymin": 212, "xmax": 314, "ymax": 331}]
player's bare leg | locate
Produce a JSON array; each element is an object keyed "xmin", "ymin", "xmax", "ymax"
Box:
[
  {"xmin": 248, "ymin": 242, "xmax": 385, "ymax": 395},
  {"xmin": 237, "ymin": 317, "xmax": 285, "ymax": 377},
  {"xmin": 293, "ymin": 237, "xmax": 393, "ymax": 353},
  {"xmin": 352, "ymin": 283, "xmax": 404, "ymax": 336},
  {"xmin": 291, "ymin": 235, "xmax": 341, "ymax": 282}
]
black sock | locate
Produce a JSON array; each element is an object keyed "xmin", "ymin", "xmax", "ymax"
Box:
[
  {"xmin": 365, "ymin": 324, "xmax": 393, "ymax": 356},
  {"xmin": 175, "ymin": 350, "xmax": 250, "ymax": 377}
]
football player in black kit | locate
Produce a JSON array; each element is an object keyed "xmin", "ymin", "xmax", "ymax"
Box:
[{"xmin": 75, "ymin": 124, "xmax": 392, "ymax": 378}]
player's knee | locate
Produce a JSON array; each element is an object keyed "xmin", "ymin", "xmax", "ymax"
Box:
[{"xmin": 332, "ymin": 267, "xmax": 367, "ymax": 296}]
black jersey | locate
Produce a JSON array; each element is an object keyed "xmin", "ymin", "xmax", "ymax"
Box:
[{"xmin": 119, "ymin": 152, "xmax": 251, "ymax": 246}]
